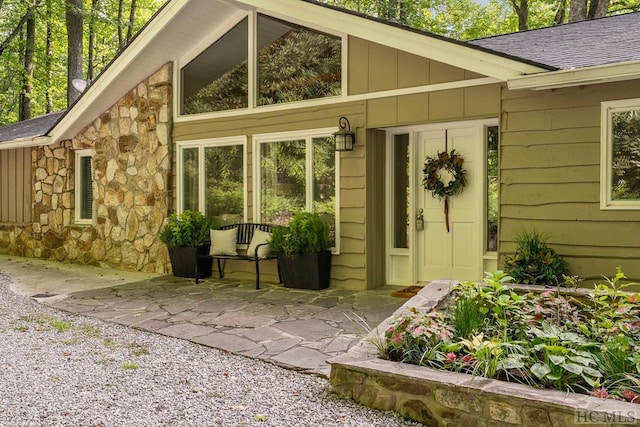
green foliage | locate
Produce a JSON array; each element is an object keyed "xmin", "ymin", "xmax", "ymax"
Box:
[
  {"xmin": 452, "ymin": 297, "xmax": 486, "ymax": 340},
  {"xmin": 121, "ymin": 361, "xmax": 139, "ymax": 370},
  {"xmin": 269, "ymin": 212, "xmax": 331, "ymax": 257},
  {"xmin": 611, "ymin": 110, "xmax": 640, "ymax": 200},
  {"xmin": 158, "ymin": 210, "xmax": 215, "ymax": 248},
  {"xmin": 503, "ymin": 229, "xmax": 569, "ymax": 285},
  {"xmin": 380, "ymin": 269, "xmax": 640, "ymax": 400},
  {"xmin": 0, "ymin": 0, "xmax": 164, "ymax": 125}
]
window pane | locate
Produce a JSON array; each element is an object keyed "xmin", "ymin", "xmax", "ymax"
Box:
[
  {"xmin": 486, "ymin": 126, "xmax": 499, "ymax": 252},
  {"xmin": 182, "ymin": 148, "xmax": 199, "ymax": 212},
  {"xmin": 611, "ymin": 110, "xmax": 640, "ymax": 201},
  {"xmin": 260, "ymin": 140, "xmax": 306, "ymax": 224},
  {"xmin": 79, "ymin": 156, "xmax": 93, "ymax": 220},
  {"xmin": 181, "ymin": 18, "xmax": 248, "ymax": 114},
  {"xmin": 393, "ymin": 134, "xmax": 409, "ymax": 249},
  {"xmin": 312, "ymin": 136, "xmax": 336, "ymax": 243},
  {"xmin": 257, "ymin": 14, "xmax": 341, "ymax": 106},
  {"xmin": 205, "ymin": 145, "xmax": 244, "ymax": 225}
]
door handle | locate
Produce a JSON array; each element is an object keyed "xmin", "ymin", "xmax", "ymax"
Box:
[{"xmin": 416, "ymin": 208, "xmax": 424, "ymax": 231}]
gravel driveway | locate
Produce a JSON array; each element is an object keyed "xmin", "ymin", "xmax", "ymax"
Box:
[{"xmin": 0, "ymin": 273, "xmax": 419, "ymax": 427}]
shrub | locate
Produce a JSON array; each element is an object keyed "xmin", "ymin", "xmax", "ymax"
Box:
[{"xmin": 503, "ymin": 229, "xmax": 569, "ymax": 285}]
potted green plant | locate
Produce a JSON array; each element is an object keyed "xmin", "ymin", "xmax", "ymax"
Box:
[
  {"xmin": 270, "ymin": 212, "xmax": 332, "ymax": 290},
  {"xmin": 159, "ymin": 210, "xmax": 215, "ymax": 279}
]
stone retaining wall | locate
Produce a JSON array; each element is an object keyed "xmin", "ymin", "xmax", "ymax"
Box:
[
  {"xmin": 329, "ymin": 280, "xmax": 640, "ymax": 426},
  {"xmin": 0, "ymin": 63, "xmax": 173, "ymax": 273}
]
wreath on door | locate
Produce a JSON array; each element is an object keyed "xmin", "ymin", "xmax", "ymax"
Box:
[{"xmin": 422, "ymin": 149, "xmax": 467, "ymax": 232}]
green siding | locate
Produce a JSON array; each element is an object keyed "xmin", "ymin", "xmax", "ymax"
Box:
[{"xmin": 500, "ymin": 80, "xmax": 640, "ymax": 282}]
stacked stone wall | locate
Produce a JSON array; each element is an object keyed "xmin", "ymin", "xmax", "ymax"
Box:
[{"xmin": 4, "ymin": 63, "xmax": 173, "ymax": 273}]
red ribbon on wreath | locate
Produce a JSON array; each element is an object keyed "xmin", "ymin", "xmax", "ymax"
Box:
[{"xmin": 422, "ymin": 150, "xmax": 466, "ymax": 233}]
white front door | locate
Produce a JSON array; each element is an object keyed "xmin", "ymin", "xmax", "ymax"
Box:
[{"xmin": 415, "ymin": 125, "xmax": 483, "ymax": 282}]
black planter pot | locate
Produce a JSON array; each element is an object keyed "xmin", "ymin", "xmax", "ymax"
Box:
[
  {"xmin": 168, "ymin": 244, "xmax": 212, "ymax": 279},
  {"xmin": 278, "ymin": 250, "xmax": 331, "ymax": 290}
]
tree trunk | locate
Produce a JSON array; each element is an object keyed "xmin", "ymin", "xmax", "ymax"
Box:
[
  {"xmin": 569, "ymin": 0, "xmax": 588, "ymax": 21},
  {"xmin": 66, "ymin": 0, "xmax": 83, "ymax": 106},
  {"xmin": 117, "ymin": 0, "xmax": 124, "ymax": 48},
  {"xmin": 588, "ymin": 0, "xmax": 610, "ymax": 18},
  {"xmin": 45, "ymin": 0, "xmax": 53, "ymax": 113},
  {"xmin": 87, "ymin": 0, "xmax": 99, "ymax": 80},
  {"xmin": 20, "ymin": 1, "xmax": 35, "ymax": 121},
  {"xmin": 126, "ymin": 0, "xmax": 137, "ymax": 43},
  {"xmin": 554, "ymin": 0, "xmax": 567, "ymax": 24},
  {"xmin": 510, "ymin": 0, "xmax": 529, "ymax": 30}
]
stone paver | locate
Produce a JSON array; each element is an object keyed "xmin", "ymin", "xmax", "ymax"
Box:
[{"xmin": 0, "ymin": 255, "xmax": 410, "ymax": 377}]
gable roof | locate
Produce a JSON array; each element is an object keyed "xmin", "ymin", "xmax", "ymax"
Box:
[{"xmin": 470, "ymin": 12, "xmax": 640, "ymax": 70}]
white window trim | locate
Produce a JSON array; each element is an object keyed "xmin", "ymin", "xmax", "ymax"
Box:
[
  {"xmin": 74, "ymin": 149, "xmax": 93, "ymax": 225},
  {"xmin": 174, "ymin": 9, "xmax": 347, "ymax": 121},
  {"xmin": 600, "ymin": 98, "xmax": 640, "ymax": 210},
  {"xmin": 176, "ymin": 136, "xmax": 248, "ymax": 221},
  {"xmin": 253, "ymin": 128, "xmax": 341, "ymax": 253}
]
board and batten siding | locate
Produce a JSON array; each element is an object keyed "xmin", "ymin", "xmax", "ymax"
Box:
[
  {"xmin": 0, "ymin": 147, "xmax": 32, "ymax": 224},
  {"xmin": 500, "ymin": 81, "xmax": 640, "ymax": 282},
  {"xmin": 173, "ymin": 102, "xmax": 367, "ymax": 289},
  {"xmin": 348, "ymin": 36, "xmax": 500, "ymax": 128}
]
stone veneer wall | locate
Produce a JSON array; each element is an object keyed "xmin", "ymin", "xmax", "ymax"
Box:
[{"xmin": 2, "ymin": 63, "xmax": 173, "ymax": 273}]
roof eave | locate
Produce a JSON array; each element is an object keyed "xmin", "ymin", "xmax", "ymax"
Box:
[
  {"xmin": 0, "ymin": 135, "xmax": 52, "ymax": 151},
  {"xmin": 508, "ymin": 60, "xmax": 640, "ymax": 90}
]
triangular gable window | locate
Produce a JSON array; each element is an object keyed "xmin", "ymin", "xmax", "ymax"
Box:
[{"xmin": 180, "ymin": 14, "xmax": 341, "ymax": 115}]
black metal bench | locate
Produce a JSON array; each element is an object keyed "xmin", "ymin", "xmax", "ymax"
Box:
[{"xmin": 198, "ymin": 223, "xmax": 282, "ymax": 290}]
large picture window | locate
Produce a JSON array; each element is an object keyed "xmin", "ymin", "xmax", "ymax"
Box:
[
  {"xmin": 75, "ymin": 149, "xmax": 93, "ymax": 223},
  {"xmin": 180, "ymin": 13, "xmax": 342, "ymax": 116},
  {"xmin": 255, "ymin": 130, "xmax": 339, "ymax": 246},
  {"xmin": 178, "ymin": 138, "xmax": 247, "ymax": 225},
  {"xmin": 257, "ymin": 15, "xmax": 342, "ymax": 107},
  {"xmin": 601, "ymin": 99, "xmax": 640, "ymax": 209},
  {"xmin": 181, "ymin": 18, "xmax": 249, "ymax": 115}
]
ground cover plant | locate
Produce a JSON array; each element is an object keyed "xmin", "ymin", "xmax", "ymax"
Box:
[{"xmin": 382, "ymin": 268, "xmax": 640, "ymax": 402}]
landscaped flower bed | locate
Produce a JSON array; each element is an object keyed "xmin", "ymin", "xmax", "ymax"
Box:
[
  {"xmin": 383, "ymin": 269, "xmax": 640, "ymax": 403},
  {"xmin": 329, "ymin": 273, "xmax": 640, "ymax": 426}
]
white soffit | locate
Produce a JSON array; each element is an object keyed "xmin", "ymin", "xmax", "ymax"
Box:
[{"xmin": 508, "ymin": 60, "xmax": 640, "ymax": 90}]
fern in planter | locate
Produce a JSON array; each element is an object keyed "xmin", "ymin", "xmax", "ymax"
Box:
[
  {"xmin": 159, "ymin": 210, "xmax": 214, "ymax": 248},
  {"xmin": 269, "ymin": 212, "xmax": 331, "ymax": 257},
  {"xmin": 159, "ymin": 210, "xmax": 216, "ymax": 279},
  {"xmin": 270, "ymin": 212, "xmax": 332, "ymax": 290},
  {"xmin": 503, "ymin": 229, "xmax": 569, "ymax": 286}
]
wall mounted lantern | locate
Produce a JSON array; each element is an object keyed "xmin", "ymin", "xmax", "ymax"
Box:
[{"xmin": 333, "ymin": 116, "xmax": 356, "ymax": 152}]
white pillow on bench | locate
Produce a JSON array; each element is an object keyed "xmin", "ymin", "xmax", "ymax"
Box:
[
  {"xmin": 247, "ymin": 229, "xmax": 272, "ymax": 259},
  {"xmin": 209, "ymin": 228, "xmax": 238, "ymax": 256}
]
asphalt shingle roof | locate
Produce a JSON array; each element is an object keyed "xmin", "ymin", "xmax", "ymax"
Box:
[
  {"xmin": 469, "ymin": 12, "xmax": 640, "ymax": 70},
  {"xmin": 0, "ymin": 111, "xmax": 65, "ymax": 144}
]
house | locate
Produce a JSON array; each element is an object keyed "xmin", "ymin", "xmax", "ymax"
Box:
[{"xmin": 0, "ymin": 0, "xmax": 638, "ymax": 289}]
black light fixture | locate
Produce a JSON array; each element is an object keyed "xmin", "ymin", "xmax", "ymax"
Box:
[{"xmin": 333, "ymin": 116, "xmax": 356, "ymax": 152}]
